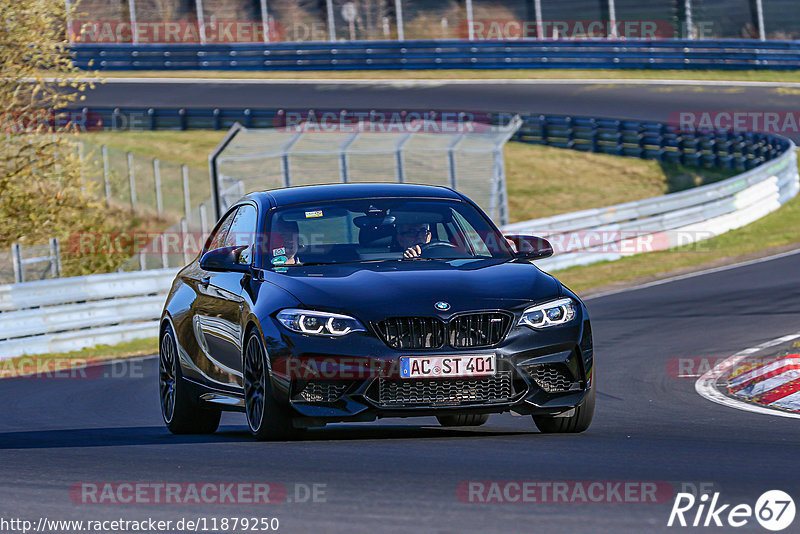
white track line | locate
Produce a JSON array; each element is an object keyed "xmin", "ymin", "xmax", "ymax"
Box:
[
  {"xmin": 43, "ymin": 77, "xmax": 800, "ymax": 88},
  {"xmin": 695, "ymin": 332, "xmax": 800, "ymax": 420}
]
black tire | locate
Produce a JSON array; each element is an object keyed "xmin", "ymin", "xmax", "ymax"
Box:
[
  {"xmin": 532, "ymin": 384, "xmax": 595, "ymax": 434},
  {"xmin": 436, "ymin": 414, "xmax": 490, "ymax": 427},
  {"xmin": 243, "ymin": 332, "xmax": 304, "ymax": 441},
  {"xmin": 159, "ymin": 323, "xmax": 221, "ymax": 434}
]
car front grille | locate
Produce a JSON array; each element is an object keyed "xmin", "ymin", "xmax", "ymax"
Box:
[
  {"xmin": 449, "ymin": 312, "xmax": 513, "ymax": 348},
  {"xmin": 375, "ymin": 371, "xmax": 514, "ymax": 406},
  {"xmin": 375, "ymin": 312, "xmax": 512, "ymax": 350},
  {"xmin": 526, "ymin": 363, "xmax": 576, "ymax": 393},
  {"xmin": 293, "ymin": 380, "xmax": 350, "ymax": 403},
  {"xmin": 375, "ymin": 317, "xmax": 446, "ymax": 349}
]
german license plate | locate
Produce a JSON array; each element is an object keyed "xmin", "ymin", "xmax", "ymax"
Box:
[{"xmin": 400, "ymin": 354, "xmax": 496, "ymax": 379}]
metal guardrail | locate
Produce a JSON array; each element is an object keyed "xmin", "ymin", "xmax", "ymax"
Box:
[
  {"xmin": 71, "ymin": 39, "xmax": 800, "ymax": 71},
  {"xmin": 0, "ymin": 269, "xmax": 177, "ymax": 359},
  {"xmin": 504, "ymin": 145, "xmax": 799, "ymax": 271}
]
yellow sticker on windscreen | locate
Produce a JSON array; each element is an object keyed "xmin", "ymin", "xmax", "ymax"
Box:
[{"xmin": 305, "ymin": 210, "xmax": 323, "ymax": 218}]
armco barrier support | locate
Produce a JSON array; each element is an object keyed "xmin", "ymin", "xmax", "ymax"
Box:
[{"xmin": 71, "ymin": 39, "xmax": 800, "ymax": 71}]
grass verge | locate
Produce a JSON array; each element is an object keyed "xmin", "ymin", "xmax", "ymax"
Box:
[
  {"xmin": 0, "ymin": 338, "xmax": 158, "ymax": 378},
  {"xmin": 96, "ymin": 69, "xmax": 800, "ymax": 83}
]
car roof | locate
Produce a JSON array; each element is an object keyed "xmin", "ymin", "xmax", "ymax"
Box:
[{"xmin": 244, "ymin": 183, "xmax": 463, "ymax": 208}]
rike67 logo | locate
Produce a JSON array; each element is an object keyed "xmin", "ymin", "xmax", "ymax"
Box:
[{"xmin": 668, "ymin": 490, "xmax": 795, "ymax": 531}]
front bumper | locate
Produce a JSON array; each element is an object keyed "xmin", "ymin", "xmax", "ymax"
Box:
[{"xmin": 263, "ymin": 314, "xmax": 594, "ymax": 425}]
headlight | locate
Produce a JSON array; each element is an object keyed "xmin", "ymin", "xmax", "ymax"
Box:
[
  {"xmin": 276, "ymin": 309, "xmax": 366, "ymax": 337},
  {"xmin": 519, "ymin": 298, "xmax": 577, "ymax": 329}
]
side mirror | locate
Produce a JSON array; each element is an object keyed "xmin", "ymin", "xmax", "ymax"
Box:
[
  {"xmin": 504, "ymin": 235, "xmax": 554, "ymax": 260},
  {"xmin": 199, "ymin": 245, "xmax": 251, "ymax": 273}
]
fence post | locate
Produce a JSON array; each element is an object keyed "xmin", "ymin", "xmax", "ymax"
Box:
[
  {"xmin": 608, "ymin": 0, "xmax": 617, "ymax": 39},
  {"xmin": 684, "ymin": 0, "xmax": 694, "ymax": 39},
  {"xmin": 161, "ymin": 233, "xmax": 169, "ymax": 269},
  {"xmin": 326, "ymin": 0, "xmax": 336, "ymax": 41},
  {"xmin": 196, "ymin": 0, "xmax": 207, "ymax": 44},
  {"xmin": 153, "ymin": 158, "xmax": 163, "ymax": 217},
  {"xmin": 534, "ymin": 0, "xmax": 543, "ymax": 39},
  {"xmin": 395, "ymin": 0, "xmax": 404, "ymax": 40},
  {"xmin": 102, "ymin": 145, "xmax": 112, "ymax": 206},
  {"xmin": 181, "ymin": 218, "xmax": 191, "ymax": 265},
  {"xmin": 754, "ymin": 0, "xmax": 766, "ymax": 41},
  {"xmin": 259, "ymin": 0, "xmax": 270, "ymax": 42},
  {"xmin": 128, "ymin": 0, "xmax": 138, "ymax": 44},
  {"xmin": 447, "ymin": 134, "xmax": 465, "ymax": 189},
  {"xmin": 127, "ymin": 152, "xmax": 137, "ymax": 213},
  {"xmin": 200, "ymin": 203, "xmax": 209, "ymax": 235},
  {"xmin": 182, "ymin": 164, "xmax": 191, "ymax": 222},
  {"xmin": 11, "ymin": 243, "xmax": 23, "ymax": 284},
  {"xmin": 49, "ymin": 238, "xmax": 61, "ymax": 278},
  {"xmin": 465, "ymin": 0, "xmax": 474, "ymax": 40}
]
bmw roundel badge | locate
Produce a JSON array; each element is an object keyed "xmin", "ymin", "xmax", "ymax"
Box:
[{"xmin": 435, "ymin": 301, "xmax": 451, "ymax": 311}]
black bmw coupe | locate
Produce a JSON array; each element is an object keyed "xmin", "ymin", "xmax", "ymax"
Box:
[{"xmin": 159, "ymin": 183, "xmax": 594, "ymax": 440}]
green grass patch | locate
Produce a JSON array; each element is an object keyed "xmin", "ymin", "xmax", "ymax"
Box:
[{"xmin": 0, "ymin": 337, "xmax": 157, "ymax": 378}]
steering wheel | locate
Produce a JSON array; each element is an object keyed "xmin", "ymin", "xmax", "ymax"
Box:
[{"xmin": 419, "ymin": 240, "xmax": 458, "ymax": 258}]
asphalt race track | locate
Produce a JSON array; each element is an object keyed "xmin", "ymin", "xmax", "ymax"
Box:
[
  {"xmin": 2, "ymin": 251, "xmax": 799, "ymax": 532},
  {"xmin": 2, "ymin": 79, "xmax": 799, "ymax": 532},
  {"xmin": 80, "ymin": 78, "xmax": 800, "ymax": 142}
]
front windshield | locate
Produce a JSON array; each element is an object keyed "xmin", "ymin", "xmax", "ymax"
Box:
[{"xmin": 261, "ymin": 198, "xmax": 513, "ymax": 268}]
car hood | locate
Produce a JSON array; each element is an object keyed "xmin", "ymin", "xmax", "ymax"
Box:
[{"xmin": 259, "ymin": 258, "xmax": 560, "ymax": 321}]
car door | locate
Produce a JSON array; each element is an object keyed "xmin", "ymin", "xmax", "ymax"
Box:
[{"xmin": 192, "ymin": 203, "xmax": 258, "ymax": 387}]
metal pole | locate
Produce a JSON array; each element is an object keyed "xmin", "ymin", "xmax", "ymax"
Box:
[
  {"xmin": 11, "ymin": 244, "xmax": 23, "ymax": 284},
  {"xmin": 326, "ymin": 0, "xmax": 336, "ymax": 41},
  {"xmin": 181, "ymin": 219, "xmax": 191, "ymax": 265},
  {"xmin": 128, "ymin": 0, "xmax": 138, "ymax": 44},
  {"xmin": 754, "ymin": 0, "xmax": 766, "ymax": 41},
  {"xmin": 64, "ymin": 0, "xmax": 73, "ymax": 44},
  {"xmin": 534, "ymin": 0, "xmax": 543, "ymax": 40},
  {"xmin": 153, "ymin": 158, "xmax": 163, "ymax": 217},
  {"xmin": 182, "ymin": 164, "xmax": 191, "ymax": 222},
  {"xmin": 196, "ymin": 0, "xmax": 207, "ymax": 44},
  {"xmin": 102, "ymin": 145, "xmax": 111, "ymax": 205},
  {"xmin": 684, "ymin": 0, "xmax": 694, "ymax": 39},
  {"xmin": 608, "ymin": 0, "xmax": 617, "ymax": 39},
  {"xmin": 259, "ymin": 0, "xmax": 270, "ymax": 43},
  {"xmin": 209, "ymin": 123, "xmax": 244, "ymax": 221},
  {"xmin": 49, "ymin": 238, "xmax": 61, "ymax": 278},
  {"xmin": 394, "ymin": 133, "xmax": 412, "ymax": 183},
  {"xmin": 447, "ymin": 133, "xmax": 465, "ymax": 189},
  {"xmin": 395, "ymin": 0, "xmax": 404, "ymax": 41},
  {"xmin": 199, "ymin": 204, "xmax": 209, "ymax": 235},
  {"xmin": 127, "ymin": 152, "xmax": 137, "ymax": 213},
  {"xmin": 465, "ymin": 0, "xmax": 474, "ymax": 40},
  {"xmin": 161, "ymin": 234, "xmax": 169, "ymax": 269}
]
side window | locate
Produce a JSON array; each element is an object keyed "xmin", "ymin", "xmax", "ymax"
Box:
[
  {"xmin": 224, "ymin": 205, "xmax": 258, "ymax": 264},
  {"xmin": 206, "ymin": 208, "xmax": 238, "ymax": 252},
  {"xmin": 451, "ymin": 209, "xmax": 491, "ymax": 256}
]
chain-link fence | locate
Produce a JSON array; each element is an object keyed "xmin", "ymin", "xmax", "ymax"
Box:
[{"xmin": 68, "ymin": 0, "xmax": 797, "ymax": 43}]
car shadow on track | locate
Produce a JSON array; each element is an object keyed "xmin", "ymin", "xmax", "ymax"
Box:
[{"xmin": 0, "ymin": 425, "xmax": 539, "ymax": 449}]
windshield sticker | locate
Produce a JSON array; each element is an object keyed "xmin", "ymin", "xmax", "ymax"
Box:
[
  {"xmin": 271, "ymin": 256, "xmax": 288, "ymax": 265},
  {"xmin": 305, "ymin": 210, "xmax": 323, "ymax": 218},
  {"xmin": 273, "ymin": 266, "xmax": 288, "ymax": 273},
  {"xmin": 272, "ymin": 247, "xmax": 285, "ymax": 256}
]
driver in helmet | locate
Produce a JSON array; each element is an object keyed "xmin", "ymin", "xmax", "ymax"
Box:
[{"xmin": 396, "ymin": 222, "xmax": 433, "ymax": 258}]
